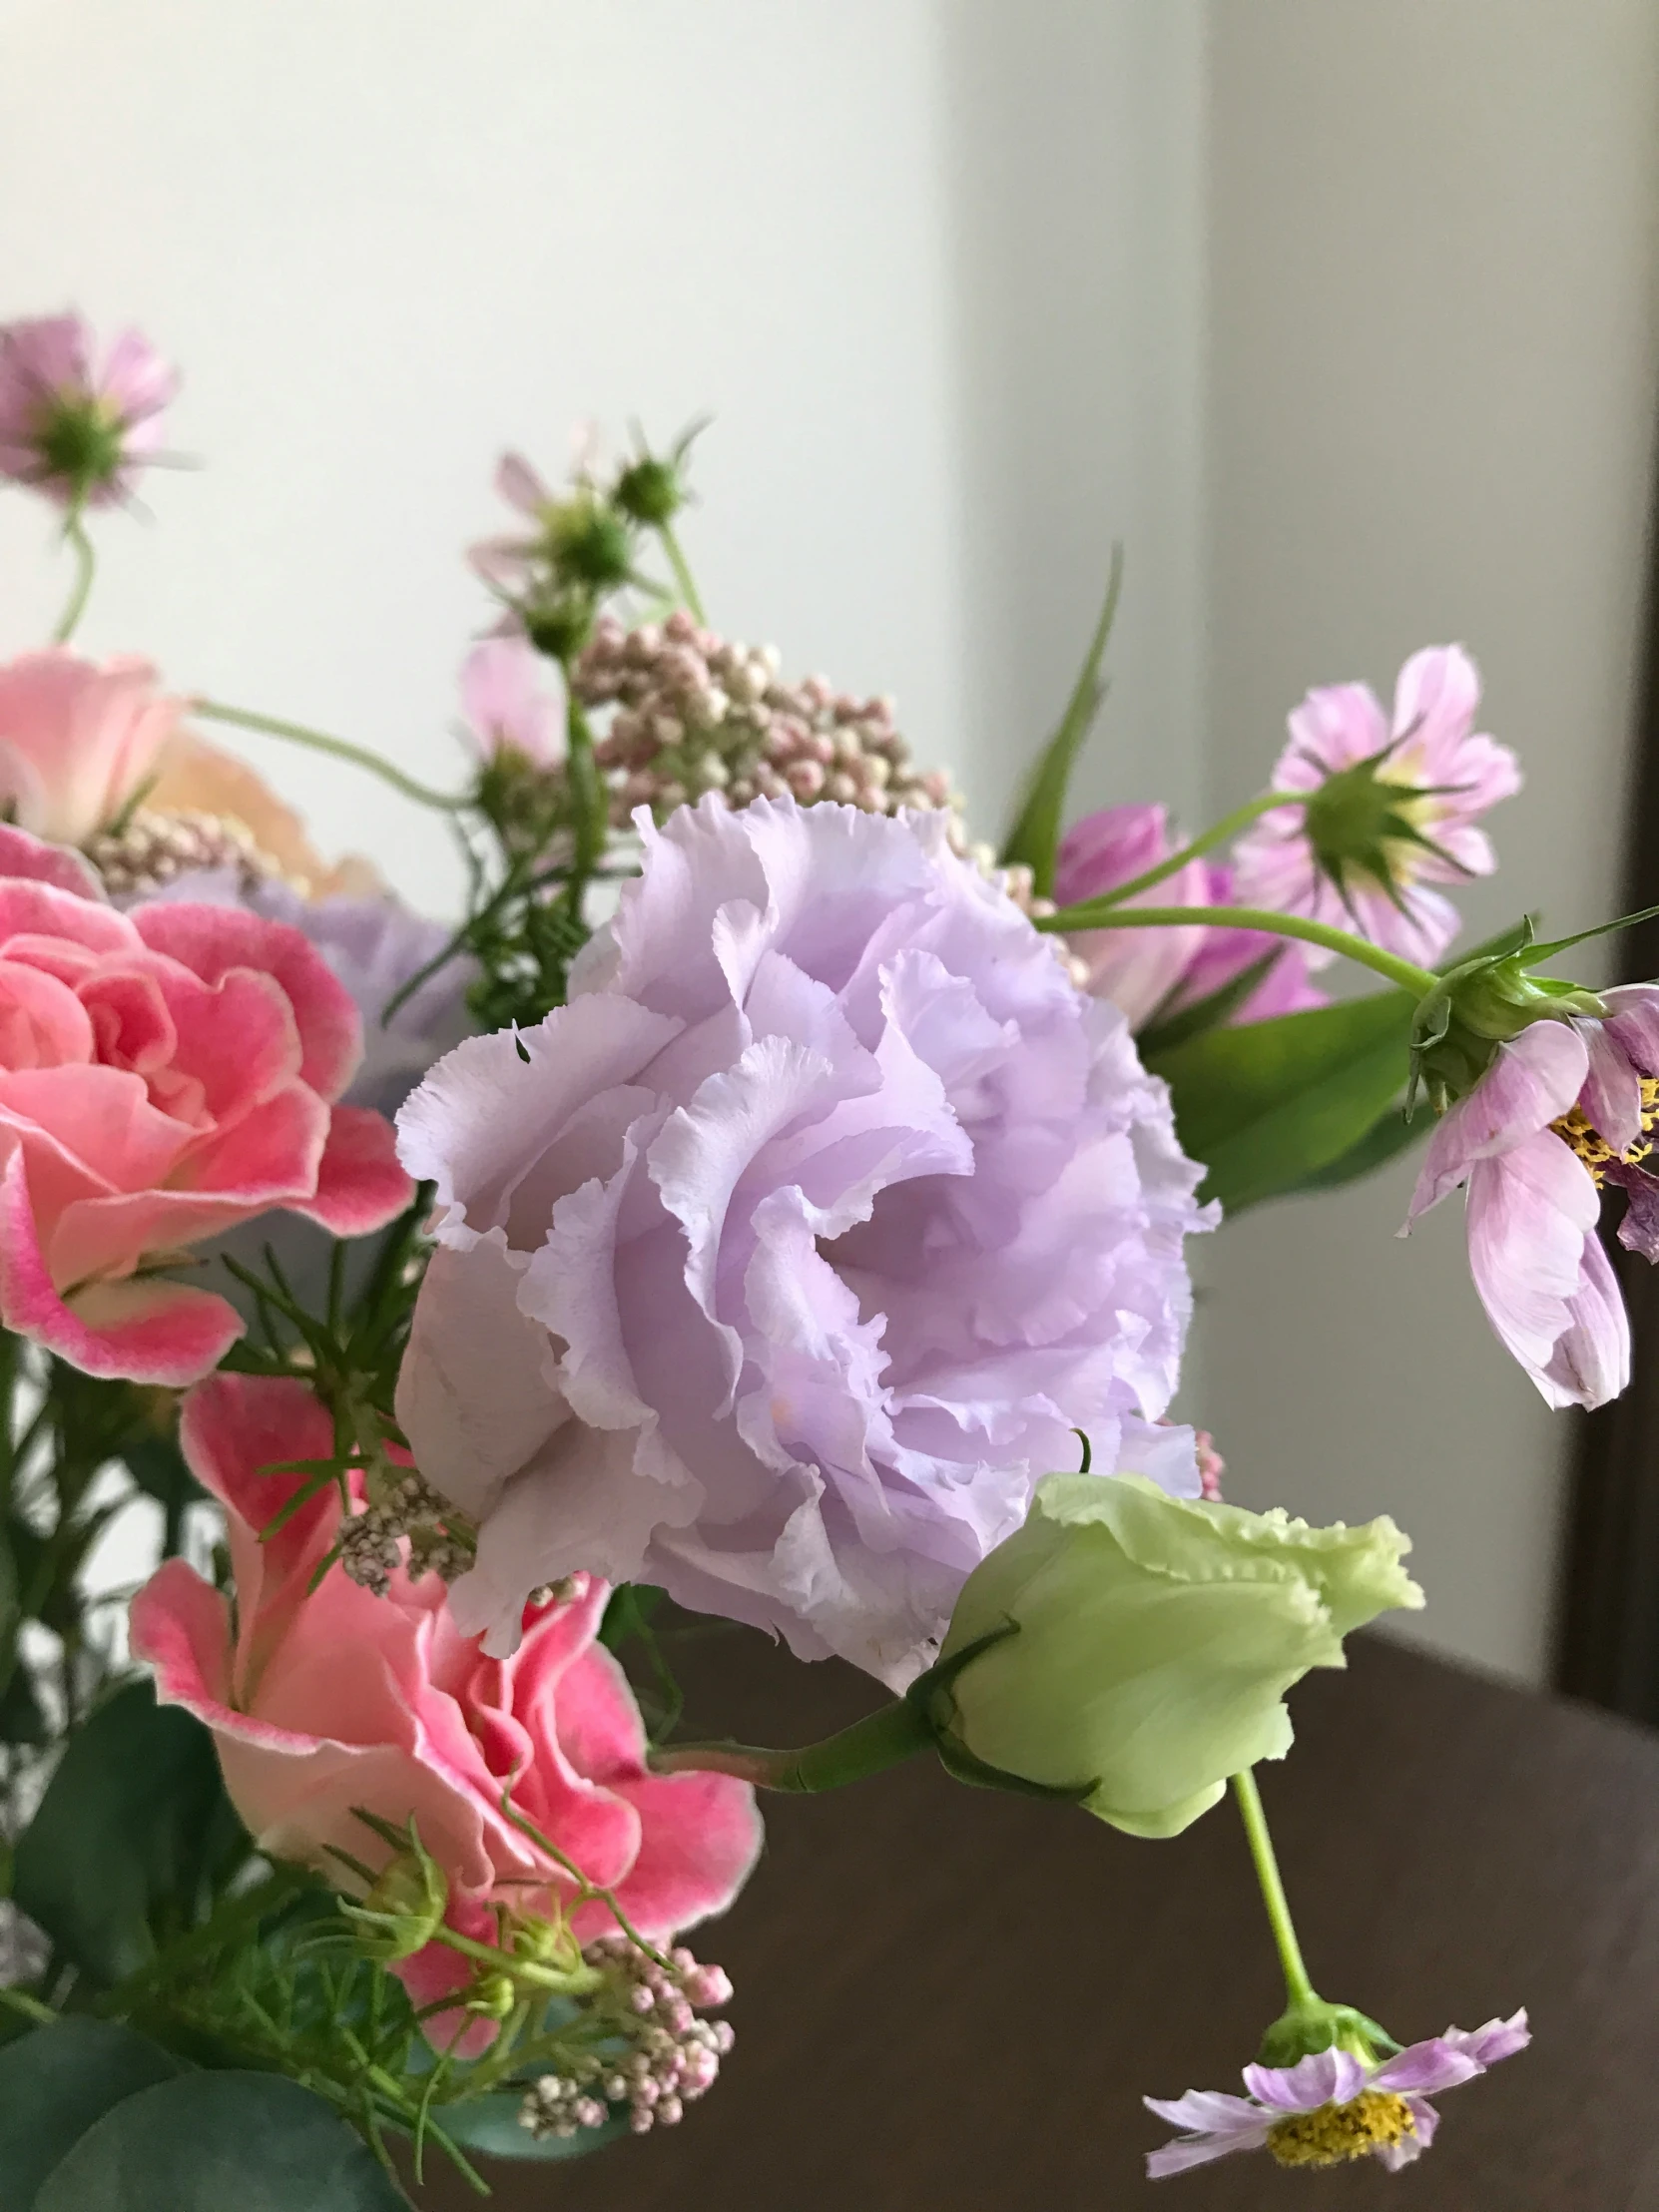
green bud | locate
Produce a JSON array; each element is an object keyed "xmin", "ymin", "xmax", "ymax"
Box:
[
  {"xmin": 546, "ymin": 495, "xmax": 635, "ymax": 589},
  {"xmin": 613, "ymin": 454, "xmax": 685, "ymax": 526},
  {"xmin": 340, "ymin": 1833, "xmax": 447, "ymax": 1962},
  {"xmin": 932, "ymin": 1473, "xmax": 1422, "ymax": 1840},
  {"xmin": 465, "ymin": 1971, "xmax": 519, "ymax": 2019},
  {"xmin": 523, "ymin": 592, "xmax": 596, "ymax": 664}
]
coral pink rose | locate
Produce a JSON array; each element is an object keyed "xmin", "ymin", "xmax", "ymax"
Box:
[
  {"xmin": 0, "ymin": 830, "xmax": 412, "ymax": 1382},
  {"xmin": 0, "ymin": 649, "xmax": 184, "ymax": 846},
  {"xmin": 132, "ymin": 1376, "xmax": 763, "ymax": 2037}
]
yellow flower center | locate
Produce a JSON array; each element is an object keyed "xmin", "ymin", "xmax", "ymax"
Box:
[
  {"xmin": 1552, "ymin": 1076, "xmax": 1659, "ymax": 1184},
  {"xmin": 1266, "ymin": 2089, "xmax": 1416, "ymax": 2169}
]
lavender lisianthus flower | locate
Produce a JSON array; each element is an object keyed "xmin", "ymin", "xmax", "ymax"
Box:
[
  {"xmin": 395, "ymin": 795, "xmax": 1214, "ymax": 1686},
  {"xmin": 1403, "ymin": 986, "xmax": 1659, "ymax": 1409},
  {"xmin": 1145, "ymin": 2013, "xmax": 1529, "ymax": 2176}
]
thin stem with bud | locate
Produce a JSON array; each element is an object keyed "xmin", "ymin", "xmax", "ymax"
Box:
[
  {"xmin": 52, "ymin": 511, "xmax": 96, "ymax": 644},
  {"xmin": 192, "ymin": 698, "xmax": 469, "ymax": 813}
]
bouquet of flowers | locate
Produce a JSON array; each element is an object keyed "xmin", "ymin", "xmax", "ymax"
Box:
[{"xmin": 2, "ymin": 306, "xmax": 1642, "ymax": 2203}]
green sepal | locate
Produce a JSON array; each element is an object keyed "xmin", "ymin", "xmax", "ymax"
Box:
[
  {"xmin": 908, "ymin": 1622, "xmax": 1101, "ymax": 1806},
  {"xmin": 1256, "ymin": 1999, "xmax": 1401, "ymax": 2068}
]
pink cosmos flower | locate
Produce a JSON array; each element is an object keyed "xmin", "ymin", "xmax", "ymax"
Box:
[
  {"xmin": 1054, "ymin": 810, "xmax": 1325, "ymax": 1031},
  {"xmin": 0, "ymin": 829, "xmax": 411, "ymax": 1383},
  {"xmin": 0, "ymin": 313, "xmax": 177, "ymax": 508},
  {"xmin": 1404, "ymin": 989, "xmax": 1659, "ymax": 1408},
  {"xmin": 395, "ymin": 795, "xmax": 1213, "ymax": 1687},
  {"xmin": 1146, "ymin": 2013, "xmax": 1529, "ymax": 2176},
  {"xmin": 131, "ymin": 1373, "xmax": 763, "ymax": 2048},
  {"xmin": 1234, "ymin": 646, "xmax": 1521, "ymax": 968},
  {"xmin": 459, "ymin": 636, "xmax": 562, "ymax": 768},
  {"xmin": 468, "ymin": 451, "xmax": 557, "ymax": 594},
  {"xmin": 0, "ymin": 649, "xmax": 184, "ymax": 846}
]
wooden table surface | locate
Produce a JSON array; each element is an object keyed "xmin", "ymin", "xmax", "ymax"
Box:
[{"xmin": 418, "ymin": 1629, "xmax": 1659, "ymax": 2211}]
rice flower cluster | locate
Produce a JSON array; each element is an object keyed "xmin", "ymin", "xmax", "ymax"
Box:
[{"xmin": 572, "ymin": 610, "xmax": 959, "ymax": 830}]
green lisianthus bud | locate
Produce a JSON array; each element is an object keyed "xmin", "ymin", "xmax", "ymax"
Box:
[
  {"xmin": 933, "ymin": 1474, "xmax": 1423, "ymax": 1840},
  {"xmin": 340, "ymin": 1834, "xmax": 448, "ymax": 1962}
]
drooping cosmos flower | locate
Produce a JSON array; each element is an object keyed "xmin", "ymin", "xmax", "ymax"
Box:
[
  {"xmin": 0, "ymin": 312, "xmax": 178, "ymax": 508},
  {"xmin": 0, "ymin": 829, "xmax": 411, "ymax": 1382},
  {"xmin": 1233, "ymin": 646, "xmax": 1520, "ymax": 968},
  {"xmin": 396, "ymin": 794, "xmax": 1214, "ymax": 1686},
  {"xmin": 0, "ymin": 649, "xmax": 183, "ymax": 846},
  {"xmin": 1404, "ymin": 987, "xmax": 1659, "ymax": 1408},
  {"xmin": 1146, "ymin": 2013, "xmax": 1529, "ymax": 2175},
  {"xmin": 132, "ymin": 1374, "xmax": 762, "ymax": 2054}
]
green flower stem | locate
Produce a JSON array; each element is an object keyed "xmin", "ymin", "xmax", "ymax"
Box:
[
  {"xmin": 51, "ymin": 513, "xmax": 96, "ymax": 645},
  {"xmin": 1084, "ymin": 792, "xmax": 1289, "ymax": 907},
  {"xmin": 1035, "ymin": 900, "xmax": 1438, "ymax": 999},
  {"xmin": 192, "ymin": 698, "xmax": 469, "ymax": 814},
  {"xmin": 656, "ymin": 521, "xmax": 706, "ymax": 623},
  {"xmin": 1232, "ymin": 1769, "xmax": 1319, "ymax": 2010},
  {"xmin": 563, "ymin": 691, "xmax": 608, "ymax": 884},
  {"xmin": 0, "ymin": 1986, "xmax": 56, "ymax": 2026},
  {"xmin": 652, "ymin": 1695, "xmax": 935, "ymax": 1792},
  {"xmin": 424, "ymin": 1922, "xmax": 601, "ymax": 1998}
]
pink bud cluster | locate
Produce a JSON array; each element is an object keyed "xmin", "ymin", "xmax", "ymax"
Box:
[
  {"xmin": 518, "ymin": 1935, "xmax": 736, "ymax": 2143},
  {"xmin": 571, "ymin": 609, "xmax": 959, "ymax": 829}
]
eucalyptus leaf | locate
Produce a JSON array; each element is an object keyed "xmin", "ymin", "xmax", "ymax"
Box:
[
  {"xmin": 437, "ymin": 2090, "xmax": 630, "ymax": 2161},
  {"xmin": 13, "ymin": 1682, "xmax": 246, "ymax": 1986},
  {"xmin": 0, "ymin": 2017, "xmax": 183, "ymax": 2211},
  {"xmin": 32, "ymin": 2070, "xmax": 408, "ymax": 2212},
  {"xmin": 1146, "ymin": 989, "xmax": 1415, "ymax": 1215},
  {"xmin": 999, "ymin": 547, "xmax": 1123, "ymax": 896}
]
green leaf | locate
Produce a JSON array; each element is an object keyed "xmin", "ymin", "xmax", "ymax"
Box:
[
  {"xmin": 0, "ymin": 1660, "xmax": 49, "ymax": 1746},
  {"xmin": 437, "ymin": 2091, "xmax": 629, "ymax": 2161},
  {"xmin": 32, "ymin": 2069, "xmax": 409, "ymax": 2211},
  {"xmin": 999, "ymin": 547, "xmax": 1124, "ymax": 896},
  {"xmin": 1279, "ymin": 1095, "xmax": 1427, "ymax": 1196},
  {"xmin": 13, "ymin": 1681, "xmax": 246, "ymax": 1986},
  {"xmin": 0, "ymin": 2017, "xmax": 184, "ymax": 2211},
  {"xmin": 1135, "ymin": 950, "xmax": 1281, "ymax": 1058},
  {"xmin": 1145, "ymin": 989, "xmax": 1415, "ymax": 1215}
]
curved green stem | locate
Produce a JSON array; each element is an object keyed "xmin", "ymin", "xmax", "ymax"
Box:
[
  {"xmin": 1036, "ymin": 899, "xmax": 1437, "ymax": 998},
  {"xmin": 1085, "ymin": 792, "xmax": 1288, "ymax": 907},
  {"xmin": 52, "ymin": 513, "xmax": 96, "ymax": 644},
  {"xmin": 1232, "ymin": 1770, "xmax": 1319, "ymax": 2009},
  {"xmin": 652, "ymin": 1695, "xmax": 935, "ymax": 1793},
  {"xmin": 656, "ymin": 521, "xmax": 706, "ymax": 623},
  {"xmin": 192, "ymin": 698, "xmax": 469, "ymax": 814}
]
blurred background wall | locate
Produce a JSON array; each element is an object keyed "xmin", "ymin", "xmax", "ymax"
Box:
[{"xmin": 3, "ymin": 0, "xmax": 1658, "ymax": 1682}]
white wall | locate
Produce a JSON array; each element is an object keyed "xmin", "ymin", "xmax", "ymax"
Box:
[
  {"xmin": 9, "ymin": 0, "xmax": 1652, "ymax": 1683},
  {"xmin": 1198, "ymin": 0, "xmax": 1659, "ymax": 1681},
  {"xmin": 0, "ymin": 0, "xmax": 969, "ymax": 911}
]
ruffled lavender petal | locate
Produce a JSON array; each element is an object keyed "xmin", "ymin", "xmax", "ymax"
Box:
[{"xmin": 398, "ymin": 796, "xmax": 1213, "ymax": 1683}]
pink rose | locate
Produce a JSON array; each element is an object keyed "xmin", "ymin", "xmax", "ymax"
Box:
[
  {"xmin": 0, "ymin": 649, "xmax": 184, "ymax": 846},
  {"xmin": 0, "ymin": 830, "xmax": 412, "ymax": 1382},
  {"xmin": 132, "ymin": 1376, "xmax": 762, "ymax": 2035}
]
